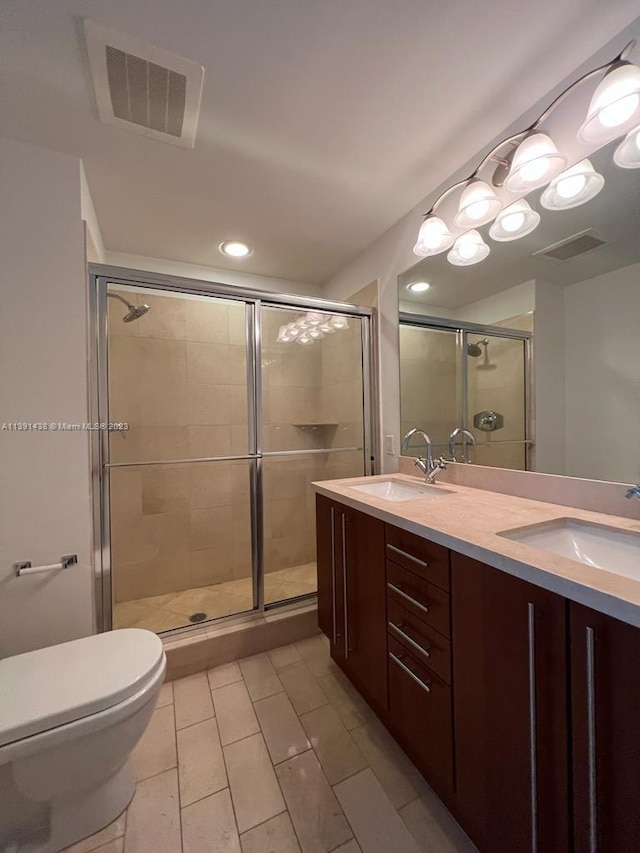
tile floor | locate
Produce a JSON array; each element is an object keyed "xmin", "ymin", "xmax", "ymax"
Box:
[
  {"xmin": 65, "ymin": 634, "xmax": 478, "ymax": 853},
  {"xmin": 113, "ymin": 563, "xmax": 318, "ymax": 633}
]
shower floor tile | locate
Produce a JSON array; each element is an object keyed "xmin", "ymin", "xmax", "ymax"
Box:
[{"xmin": 113, "ymin": 562, "xmax": 318, "ymax": 634}]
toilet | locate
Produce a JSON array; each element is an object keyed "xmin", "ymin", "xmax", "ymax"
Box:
[{"xmin": 0, "ymin": 628, "xmax": 166, "ymax": 853}]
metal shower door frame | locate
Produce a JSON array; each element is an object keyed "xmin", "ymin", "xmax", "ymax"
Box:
[{"xmin": 89, "ymin": 265, "xmax": 376, "ymax": 635}]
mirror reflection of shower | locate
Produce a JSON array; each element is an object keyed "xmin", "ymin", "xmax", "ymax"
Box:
[
  {"xmin": 467, "ymin": 338, "xmax": 496, "ymax": 370},
  {"xmin": 107, "ymin": 292, "xmax": 151, "ymax": 323}
]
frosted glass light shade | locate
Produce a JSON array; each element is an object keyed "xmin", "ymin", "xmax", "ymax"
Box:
[
  {"xmin": 413, "ymin": 215, "xmax": 455, "ymax": 257},
  {"xmin": 447, "ymin": 230, "xmax": 490, "ymax": 266},
  {"xmin": 578, "ymin": 63, "xmax": 640, "ymax": 145},
  {"xmin": 504, "ymin": 133, "xmax": 567, "ymax": 193},
  {"xmin": 489, "ymin": 200, "xmax": 540, "ymax": 242},
  {"xmin": 540, "ymin": 159, "xmax": 604, "ymax": 210},
  {"xmin": 330, "ymin": 315, "xmax": 349, "ymax": 330},
  {"xmin": 454, "ymin": 180, "xmax": 502, "ymax": 228},
  {"xmin": 614, "ymin": 126, "xmax": 640, "ymax": 168}
]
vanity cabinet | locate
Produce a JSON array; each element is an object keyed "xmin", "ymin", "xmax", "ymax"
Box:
[
  {"xmin": 316, "ymin": 494, "xmax": 388, "ymax": 711},
  {"xmin": 570, "ymin": 602, "xmax": 640, "ymax": 853},
  {"xmin": 451, "ymin": 553, "xmax": 570, "ymax": 853}
]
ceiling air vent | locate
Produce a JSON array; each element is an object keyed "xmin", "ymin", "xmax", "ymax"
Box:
[
  {"xmin": 84, "ymin": 19, "xmax": 204, "ymax": 148},
  {"xmin": 534, "ymin": 230, "xmax": 605, "ymax": 261}
]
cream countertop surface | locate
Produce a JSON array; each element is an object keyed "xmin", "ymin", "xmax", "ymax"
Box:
[{"xmin": 313, "ymin": 473, "xmax": 640, "ymax": 629}]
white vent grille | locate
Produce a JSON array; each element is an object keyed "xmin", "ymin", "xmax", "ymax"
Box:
[
  {"xmin": 534, "ymin": 230, "xmax": 605, "ymax": 261},
  {"xmin": 84, "ymin": 20, "xmax": 203, "ymax": 148}
]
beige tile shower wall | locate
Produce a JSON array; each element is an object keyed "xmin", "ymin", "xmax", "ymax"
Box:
[
  {"xmin": 108, "ymin": 291, "xmax": 252, "ymax": 603},
  {"xmin": 320, "ymin": 321, "xmax": 365, "ymax": 451}
]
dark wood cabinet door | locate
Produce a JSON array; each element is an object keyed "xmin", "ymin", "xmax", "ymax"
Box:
[
  {"xmin": 452, "ymin": 553, "xmax": 569, "ymax": 853},
  {"xmin": 316, "ymin": 494, "xmax": 334, "ymax": 641},
  {"xmin": 343, "ymin": 507, "xmax": 388, "ymax": 711},
  {"xmin": 570, "ymin": 603, "xmax": 640, "ymax": 853}
]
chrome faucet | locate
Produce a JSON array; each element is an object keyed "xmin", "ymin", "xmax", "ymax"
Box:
[
  {"xmin": 626, "ymin": 484, "xmax": 640, "ymax": 500},
  {"xmin": 448, "ymin": 427, "xmax": 476, "ymax": 463},
  {"xmin": 402, "ymin": 428, "xmax": 448, "ymax": 484}
]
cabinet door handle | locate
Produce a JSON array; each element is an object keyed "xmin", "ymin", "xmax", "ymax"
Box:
[
  {"xmin": 341, "ymin": 513, "xmax": 349, "ymax": 659},
  {"xmin": 527, "ymin": 602, "xmax": 538, "ymax": 853},
  {"xmin": 330, "ymin": 506, "xmax": 337, "ymax": 644},
  {"xmin": 387, "ymin": 543, "xmax": 429, "ymax": 571},
  {"xmin": 389, "ymin": 651, "xmax": 431, "ymax": 694},
  {"xmin": 586, "ymin": 626, "xmax": 598, "ymax": 853},
  {"xmin": 387, "ymin": 582, "xmax": 430, "ymax": 615},
  {"xmin": 388, "ymin": 621, "xmax": 431, "ymax": 658}
]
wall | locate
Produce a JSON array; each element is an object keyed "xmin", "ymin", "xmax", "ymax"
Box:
[
  {"xmin": 564, "ymin": 262, "xmax": 640, "ymax": 483},
  {"xmin": 0, "ymin": 138, "xmax": 94, "ymax": 656},
  {"xmin": 533, "ymin": 280, "xmax": 566, "ymax": 475}
]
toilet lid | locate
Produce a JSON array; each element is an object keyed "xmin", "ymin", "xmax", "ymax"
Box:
[{"xmin": 0, "ymin": 629, "xmax": 164, "ymax": 747}]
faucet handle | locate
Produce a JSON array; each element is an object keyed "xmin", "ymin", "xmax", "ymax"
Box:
[
  {"xmin": 626, "ymin": 484, "xmax": 640, "ymax": 500},
  {"xmin": 436, "ymin": 455, "xmax": 447, "ymax": 470}
]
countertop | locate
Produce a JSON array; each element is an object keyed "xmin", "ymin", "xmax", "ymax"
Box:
[{"xmin": 313, "ymin": 473, "xmax": 640, "ymax": 629}]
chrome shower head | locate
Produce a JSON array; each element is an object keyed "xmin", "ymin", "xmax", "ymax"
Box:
[
  {"xmin": 467, "ymin": 338, "xmax": 489, "ymax": 357},
  {"xmin": 108, "ymin": 292, "xmax": 150, "ymax": 323}
]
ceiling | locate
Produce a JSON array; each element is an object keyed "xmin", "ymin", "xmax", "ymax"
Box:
[{"xmin": 2, "ymin": 1, "xmax": 640, "ymax": 286}]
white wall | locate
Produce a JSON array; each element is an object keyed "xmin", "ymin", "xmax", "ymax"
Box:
[
  {"xmin": 564, "ymin": 263, "xmax": 640, "ymax": 483},
  {"xmin": 456, "ymin": 281, "xmax": 535, "ymax": 325},
  {"xmin": 532, "ymin": 280, "xmax": 566, "ymax": 475},
  {"xmin": 0, "ymin": 139, "xmax": 94, "ymax": 656}
]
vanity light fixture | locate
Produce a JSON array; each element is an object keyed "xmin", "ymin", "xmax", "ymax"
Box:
[
  {"xmin": 413, "ymin": 215, "xmax": 455, "ymax": 257},
  {"xmin": 219, "ymin": 240, "xmax": 252, "ymax": 258},
  {"xmin": 447, "ymin": 230, "xmax": 490, "ymax": 266},
  {"xmin": 540, "ymin": 159, "xmax": 605, "ymax": 210},
  {"xmin": 279, "ymin": 312, "xmax": 349, "ymax": 345},
  {"xmin": 503, "ymin": 133, "xmax": 567, "ymax": 193},
  {"xmin": 454, "ymin": 179, "xmax": 502, "ymax": 228},
  {"xmin": 578, "ymin": 61, "xmax": 640, "ymax": 145},
  {"xmin": 613, "ymin": 126, "xmax": 640, "ymax": 168},
  {"xmin": 407, "ymin": 281, "xmax": 431, "ymax": 293},
  {"xmin": 489, "ymin": 199, "xmax": 540, "ymax": 241},
  {"xmin": 330, "ymin": 315, "xmax": 349, "ymax": 330}
]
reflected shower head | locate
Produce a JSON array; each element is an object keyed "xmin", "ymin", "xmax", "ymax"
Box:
[
  {"xmin": 467, "ymin": 339, "xmax": 489, "ymax": 357},
  {"xmin": 108, "ymin": 292, "xmax": 150, "ymax": 323}
]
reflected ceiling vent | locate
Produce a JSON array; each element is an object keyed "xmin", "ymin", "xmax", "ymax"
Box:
[
  {"xmin": 534, "ymin": 230, "xmax": 605, "ymax": 261},
  {"xmin": 84, "ymin": 19, "xmax": 204, "ymax": 148}
]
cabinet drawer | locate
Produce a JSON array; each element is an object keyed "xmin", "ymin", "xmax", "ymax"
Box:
[
  {"xmin": 387, "ymin": 561, "xmax": 451, "ymax": 639},
  {"xmin": 387, "ymin": 597, "xmax": 451, "ymax": 685},
  {"xmin": 385, "ymin": 524, "xmax": 449, "ymax": 591},
  {"xmin": 388, "ymin": 636, "xmax": 453, "ymax": 793}
]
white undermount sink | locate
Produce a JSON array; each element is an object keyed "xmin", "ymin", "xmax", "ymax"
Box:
[
  {"xmin": 499, "ymin": 518, "xmax": 640, "ymax": 581},
  {"xmin": 349, "ymin": 479, "xmax": 454, "ymax": 502}
]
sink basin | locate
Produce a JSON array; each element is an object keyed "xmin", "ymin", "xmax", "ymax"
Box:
[
  {"xmin": 349, "ymin": 479, "xmax": 454, "ymax": 502},
  {"xmin": 499, "ymin": 518, "xmax": 640, "ymax": 581}
]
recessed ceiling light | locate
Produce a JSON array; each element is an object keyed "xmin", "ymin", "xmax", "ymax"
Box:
[
  {"xmin": 219, "ymin": 240, "xmax": 252, "ymax": 258},
  {"xmin": 407, "ymin": 281, "xmax": 431, "ymax": 293}
]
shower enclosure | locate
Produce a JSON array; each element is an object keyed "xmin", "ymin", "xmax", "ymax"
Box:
[
  {"xmin": 91, "ymin": 269, "xmax": 374, "ymax": 635},
  {"xmin": 399, "ymin": 313, "xmax": 532, "ymax": 470}
]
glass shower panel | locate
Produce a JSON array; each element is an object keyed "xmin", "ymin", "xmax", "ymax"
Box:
[
  {"xmin": 261, "ymin": 306, "xmax": 367, "ymax": 605},
  {"xmin": 399, "ymin": 325, "xmax": 462, "ymax": 458},
  {"xmin": 466, "ymin": 333, "xmax": 527, "ymax": 470}
]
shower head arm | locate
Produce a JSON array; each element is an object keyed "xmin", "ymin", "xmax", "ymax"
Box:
[{"xmin": 107, "ymin": 292, "xmax": 135, "ymax": 311}]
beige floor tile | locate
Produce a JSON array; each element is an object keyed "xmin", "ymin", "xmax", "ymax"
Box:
[
  {"xmin": 174, "ymin": 672, "xmax": 215, "ymax": 730},
  {"xmin": 351, "ymin": 719, "xmax": 427, "ymax": 809},
  {"xmin": 254, "ymin": 692, "xmax": 311, "ymax": 765},
  {"xmin": 112, "ymin": 600, "xmax": 154, "ymax": 630},
  {"xmin": 334, "ymin": 769, "xmax": 421, "ymax": 853},
  {"xmin": 63, "ymin": 812, "xmax": 126, "ymax": 853},
  {"xmin": 399, "ymin": 791, "xmax": 479, "ymax": 853},
  {"xmin": 278, "ymin": 660, "xmax": 329, "ymax": 716},
  {"xmin": 267, "ymin": 644, "xmax": 302, "ymax": 670},
  {"xmin": 224, "ymin": 733, "xmax": 286, "ymax": 833},
  {"xmin": 332, "ymin": 842, "xmax": 362, "ymax": 853},
  {"xmin": 156, "ymin": 682, "xmax": 174, "ymax": 709},
  {"xmin": 239, "ymin": 812, "xmax": 301, "ymax": 853},
  {"xmin": 211, "ymin": 680, "xmax": 260, "ymax": 746},
  {"xmin": 177, "ymin": 717, "xmax": 228, "ymax": 807},
  {"xmin": 125, "ymin": 769, "xmax": 181, "ymax": 853},
  {"xmin": 294, "ymin": 635, "xmax": 335, "ymax": 678},
  {"xmin": 181, "ymin": 788, "xmax": 241, "ymax": 853},
  {"xmin": 300, "ymin": 705, "xmax": 367, "ymax": 785},
  {"xmin": 207, "ymin": 660, "xmax": 243, "ymax": 690},
  {"xmin": 75, "ymin": 841, "xmax": 123, "ymax": 853},
  {"xmin": 276, "ymin": 750, "xmax": 353, "ymax": 853},
  {"xmin": 238, "ymin": 653, "xmax": 283, "ymax": 701},
  {"xmin": 317, "ymin": 672, "xmax": 374, "ymax": 731},
  {"xmin": 132, "ymin": 705, "xmax": 177, "ymax": 782}
]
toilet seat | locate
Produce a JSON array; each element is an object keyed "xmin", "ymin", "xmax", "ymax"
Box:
[{"xmin": 0, "ymin": 629, "xmax": 164, "ymax": 748}]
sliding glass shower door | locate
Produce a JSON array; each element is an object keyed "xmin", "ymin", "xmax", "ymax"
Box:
[{"xmin": 97, "ymin": 276, "xmax": 372, "ymax": 634}]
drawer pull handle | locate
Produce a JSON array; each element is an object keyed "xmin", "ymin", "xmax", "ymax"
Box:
[
  {"xmin": 389, "ymin": 652, "xmax": 431, "ymax": 694},
  {"xmin": 388, "ymin": 621, "xmax": 431, "ymax": 658},
  {"xmin": 387, "ymin": 582, "xmax": 430, "ymax": 615},
  {"xmin": 387, "ymin": 543, "xmax": 429, "ymax": 571}
]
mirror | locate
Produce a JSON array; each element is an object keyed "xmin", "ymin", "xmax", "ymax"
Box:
[{"xmin": 398, "ymin": 138, "xmax": 640, "ymax": 484}]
